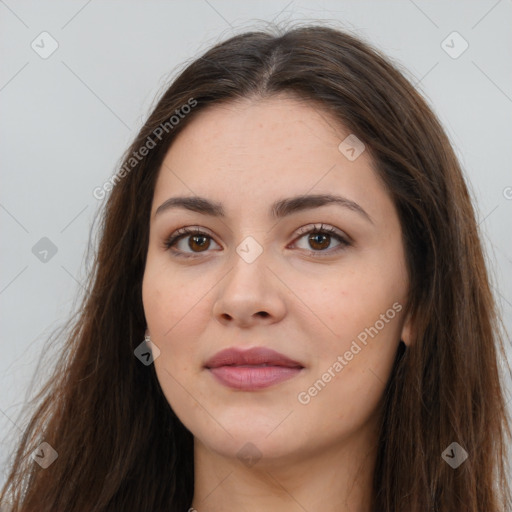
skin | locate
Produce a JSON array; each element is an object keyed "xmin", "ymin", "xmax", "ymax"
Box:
[{"xmin": 142, "ymin": 94, "xmax": 412, "ymax": 512}]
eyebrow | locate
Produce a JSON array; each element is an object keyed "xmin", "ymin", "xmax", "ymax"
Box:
[{"xmin": 154, "ymin": 193, "xmax": 373, "ymax": 224}]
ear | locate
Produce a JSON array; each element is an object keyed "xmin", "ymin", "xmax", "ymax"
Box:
[{"xmin": 400, "ymin": 310, "xmax": 413, "ymax": 347}]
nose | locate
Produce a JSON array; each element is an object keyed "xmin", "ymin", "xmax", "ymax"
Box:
[{"xmin": 212, "ymin": 250, "xmax": 287, "ymax": 328}]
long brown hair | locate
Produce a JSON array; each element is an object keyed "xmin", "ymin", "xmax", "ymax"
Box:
[{"xmin": 1, "ymin": 23, "xmax": 510, "ymax": 512}]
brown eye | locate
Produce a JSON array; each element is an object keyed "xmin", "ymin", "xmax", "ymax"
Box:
[
  {"xmin": 164, "ymin": 227, "xmax": 220, "ymax": 258},
  {"xmin": 308, "ymin": 232, "xmax": 331, "ymax": 251},
  {"xmin": 188, "ymin": 234, "xmax": 211, "ymax": 252},
  {"xmin": 164, "ymin": 223, "xmax": 350, "ymax": 259},
  {"xmin": 292, "ymin": 223, "xmax": 351, "ymax": 256}
]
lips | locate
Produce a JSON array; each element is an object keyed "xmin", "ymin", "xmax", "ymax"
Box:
[
  {"xmin": 204, "ymin": 347, "xmax": 304, "ymax": 390},
  {"xmin": 205, "ymin": 347, "xmax": 303, "ymax": 369}
]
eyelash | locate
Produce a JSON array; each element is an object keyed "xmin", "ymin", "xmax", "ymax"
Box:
[{"xmin": 163, "ymin": 223, "xmax": 351, "ymax": 259}]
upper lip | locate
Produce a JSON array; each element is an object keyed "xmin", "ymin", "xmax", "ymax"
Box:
[{"xmin": 204, "ymin": 347, "xmax": 304, "ymax": 369}]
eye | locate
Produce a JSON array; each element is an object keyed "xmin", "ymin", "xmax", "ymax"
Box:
[
  {"xmin": 163, "ymin": 227, "xmax": 220, "ymax": 258},
  {"xmin": 291, "ymin": 223, "xmax": 351, "ymax": 256},
  {"xmin": 163, "ymin": 223, "xmax": 351, "ymax": 259}
]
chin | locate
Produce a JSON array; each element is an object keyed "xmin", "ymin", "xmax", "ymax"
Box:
[{"xmin": 199, "ymin": 431, "xmax": 300, "ymax": 466}]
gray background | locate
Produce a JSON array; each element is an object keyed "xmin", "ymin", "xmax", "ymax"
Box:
[{"xmin": 1, "ymin": 0, "xmax": 511, "ymax": 486}]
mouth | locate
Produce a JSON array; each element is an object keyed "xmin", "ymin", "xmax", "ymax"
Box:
[{"xmin": 204, "ymin": 347, "xmax": 304, "ymax": 391}]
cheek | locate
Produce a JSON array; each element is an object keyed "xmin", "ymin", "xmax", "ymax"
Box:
[
  {"xmin": 142, "ymin": 267, "xmax": 207, "ymax": 425},
  {"xmin": 142, "ymin": 260, "xmax": 213, "ymax": 378},
  {"xmin": 298, "ymin": 264, "xmax": 404, "ymax": 393},
  {"xmin": 298, "ymin": 267, "xmax": 390, "ymax": 345},
  {"xmin": 143, "ymin": 256, "xmax": 200, "ymax": 337},
  {"xmin": 295, "ymin": 302, "xmax": 402, "ymax": 437}
]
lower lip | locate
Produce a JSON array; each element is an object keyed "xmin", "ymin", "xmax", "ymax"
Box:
[{"xmin": 208, "ymin": 365, "xmax": 303, "ymax": 390}]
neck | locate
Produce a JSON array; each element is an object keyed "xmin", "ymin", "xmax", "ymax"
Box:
[{"xmin": 190, "ymin": 428, "xmax": 378, "ymax": 512}]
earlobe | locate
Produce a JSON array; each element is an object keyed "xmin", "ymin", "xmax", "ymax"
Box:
[{"xmin": 400, "ymin": 312, "xmax": 413, "ymax": 347}]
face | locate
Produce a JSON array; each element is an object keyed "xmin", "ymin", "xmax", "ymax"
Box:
[{"xmin": 142, "ymin": 95, "xmax": 411, "ymax": 466}]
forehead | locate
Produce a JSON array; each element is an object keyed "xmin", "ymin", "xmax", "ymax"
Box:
[
  {"xmin": 152, "ymin": 95, "xmax": 391, "ymax": 223},
  {"xmin": 161, "ymin": 94, "xmax": 350, "ymax": 174}
]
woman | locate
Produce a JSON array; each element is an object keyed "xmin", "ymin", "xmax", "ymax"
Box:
[{"xmin": 1, "ymin": 24, "xmax": 510, "ymax": 512}]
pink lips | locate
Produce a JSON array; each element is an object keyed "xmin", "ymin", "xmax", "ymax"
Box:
[{"xmin": 204, "ymin": 347, "xmax": 304, "ymax": 391}]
